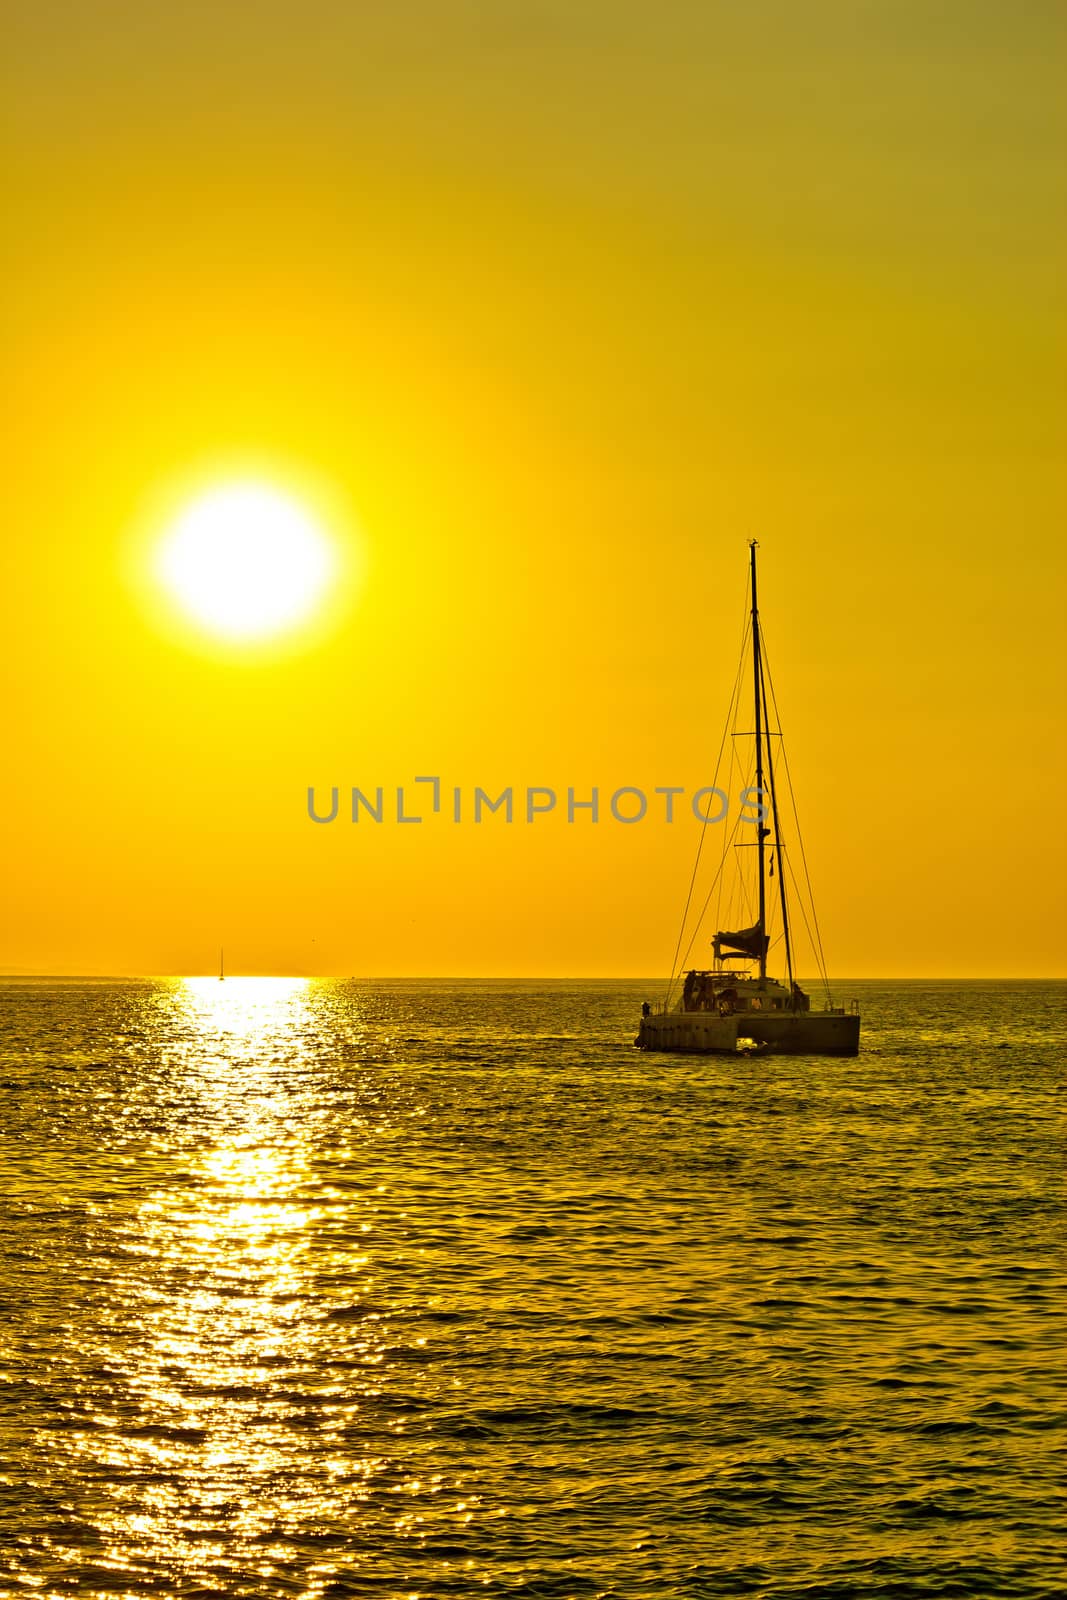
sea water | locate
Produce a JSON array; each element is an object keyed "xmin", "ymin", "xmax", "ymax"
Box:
[{"xmin": 0, "ymin": 978, "xmax": 1063, "ymax": 1598}]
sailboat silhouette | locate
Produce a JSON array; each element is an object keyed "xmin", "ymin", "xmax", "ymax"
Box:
[{"xmin": 636, "ymin": 542, "xmax": 860, "ymax": 1057}]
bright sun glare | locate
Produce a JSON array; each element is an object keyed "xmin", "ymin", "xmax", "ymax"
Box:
[{"xmin": 155, "ymin": 482, "xmax": 336, "ymax": 641}]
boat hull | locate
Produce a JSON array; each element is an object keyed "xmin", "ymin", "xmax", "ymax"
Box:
[
  {"xmin": 636, "ymin": 1009, "xmax": 860, "ymax": 1057},
  {"xmin": 739, "ymin": 1011, "xmax": 860, "ymax": 1056},
  {"xmin": 635, "ymin": 1014, "xmax": 738, "ymax": 1054}
]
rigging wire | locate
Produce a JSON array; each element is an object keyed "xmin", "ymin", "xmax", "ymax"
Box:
[
  {"xmin": 674, "ymin": 803, "xmax": 747, "ymax": 979},
  {"xmin": 783, "ymin": 850, "xmax": 828, "ymax": 997},
  {"xmin": 662, "ymin": 595, "xmax": 750, "ymax": 1010},
  {"xmin": 756, "ymin": 631, "xmax": 794, "ymax": 993},
  {"xmin": 714, "ymin": 698, "xmax": 748, "ymax": 938},
  {"xmin": 759, "ymin": 621, "xmax": 834, "ymax": 1004}
]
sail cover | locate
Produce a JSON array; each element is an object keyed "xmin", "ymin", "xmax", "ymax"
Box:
[{"xmin": 713, "ymin": 922, "xmax": 769, "ymax": 961}]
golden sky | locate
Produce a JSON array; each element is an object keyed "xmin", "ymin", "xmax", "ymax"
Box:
[{"xmin": 3, "ymin": 2, "xmax": 1065, "ymax": 978}]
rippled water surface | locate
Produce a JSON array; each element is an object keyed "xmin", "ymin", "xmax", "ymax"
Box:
[{"xmin": 0, "ymin": 978, "xmax": 1063, "ymax": 1598}]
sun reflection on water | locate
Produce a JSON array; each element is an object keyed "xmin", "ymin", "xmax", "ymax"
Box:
[
  {"xmin": 178, "ymin": 974, "xmax": 313, "ymax": 1036},
  {"xmin": 55, "ymin": 977, "xmax": 394, "ymax": 1595}
]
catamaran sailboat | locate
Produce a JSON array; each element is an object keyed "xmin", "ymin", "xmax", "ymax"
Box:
[{"xmin": 636, "ymin": 542, "xmax": 860, "ymax": 1057}]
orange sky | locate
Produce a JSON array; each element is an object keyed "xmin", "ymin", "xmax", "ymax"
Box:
[{"xmin": 3, "ymin": 2, "xmax": 1065, "ymax": 978}]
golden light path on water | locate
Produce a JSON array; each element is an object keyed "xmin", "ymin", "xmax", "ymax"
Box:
[{"xmin": 56, "ymin": 979, "xmax": 444, "ymax": 1599}]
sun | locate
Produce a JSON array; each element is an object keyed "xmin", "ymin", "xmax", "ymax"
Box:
[{"xmin": 154, "ymin": 482, "xmax": 337, "ymax": 642}]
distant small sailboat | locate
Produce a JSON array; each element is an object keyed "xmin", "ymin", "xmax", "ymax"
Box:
[
  {"xmin": 636, "ymin": 542, "xmax": 860, "ymax": 1057},
  {"xmin": 219, "ymin": 947, "xmax": 225, "ymax": 983}
]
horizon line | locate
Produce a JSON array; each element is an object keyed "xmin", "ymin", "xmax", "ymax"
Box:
[{"xmin": 1, "ymin": 972, "xmax": 1065, "ymax": 984}]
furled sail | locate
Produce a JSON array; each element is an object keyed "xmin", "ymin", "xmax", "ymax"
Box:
[{"xmin": 713, "ymin": 922, "xmax": 769, "ymax": 961}]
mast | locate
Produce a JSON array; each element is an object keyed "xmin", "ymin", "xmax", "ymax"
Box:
[
  {"xmin": 749, "ymin": 540, "xmax": 767, "ymax": 980},
  {"xmin": 219, "ymin": 947, "xmax": 224, "ymax": 982}
]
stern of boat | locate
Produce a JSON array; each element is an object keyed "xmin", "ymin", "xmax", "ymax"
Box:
[{"xmin": 635, "ymin": 1008, "xmax": 739, "ymax": 1055}]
